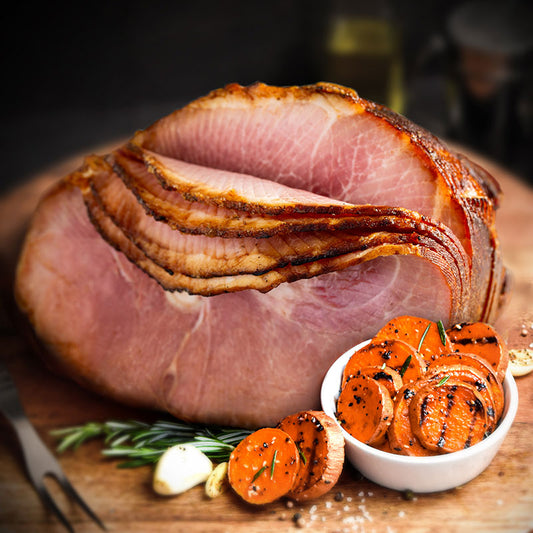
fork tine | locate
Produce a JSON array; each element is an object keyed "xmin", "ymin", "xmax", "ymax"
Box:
[
  {"xmin": 35, "ymin": 482, "xmax": 75, "ymax": 533},
  {"xmin": 54, "ymin": 473, "xmax": 108, "ymax": 531}
]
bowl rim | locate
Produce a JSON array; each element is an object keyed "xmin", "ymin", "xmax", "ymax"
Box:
[{"xmin": 321, "ymin": 339, "xmax": 519, "ymax": 464}]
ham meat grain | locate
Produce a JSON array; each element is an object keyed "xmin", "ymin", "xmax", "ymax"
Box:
[{"xmin": 14, "ymin": 83, "xmax": 507, "ymax": 427}]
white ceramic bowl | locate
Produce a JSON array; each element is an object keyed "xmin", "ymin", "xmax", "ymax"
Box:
[{"xmin": 321, "ymin": 340, "xmax": 519, "ymax": 493}]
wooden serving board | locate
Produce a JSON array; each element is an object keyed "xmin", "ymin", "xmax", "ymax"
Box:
[{"xmin": 0, "ymin": 146, "xmax": 532, "ymax": 533}]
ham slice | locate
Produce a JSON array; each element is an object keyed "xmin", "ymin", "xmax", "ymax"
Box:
[{"xmin": 14, "ymin": 83, "xmax": 507, "ymax": 427}]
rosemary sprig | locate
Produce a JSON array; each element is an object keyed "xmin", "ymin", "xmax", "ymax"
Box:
[
  {"xmin": 50, "ymin": 419, "xmax": 253, "ymax": 468},
  {"xmin": 297, "ymin": 445, "xmax": 307, "ymax": 465},
  {"xmin": 436, "ymin": 375, "xmax": 450, "ymax": 387}
]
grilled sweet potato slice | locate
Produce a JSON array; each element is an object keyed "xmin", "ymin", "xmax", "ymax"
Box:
[
  {"xmin": 425, "ymin": 364, "xmax": 498, "ymax": 432},
  {"xmin": 336, "ymin": 374, "xmax": 394, "ymax": 445},
  {"xmin": 446, "ymin": 322, "xmax": 509, "ymax": 382},
  {"xmin": 277, "ymin": 410, "xmax": 344, "ymax": 501},
  {"xmin": 227, "ymin": 427, "xmax": 300, "ymax": 504},
  {"xmin": 428, "ymin": 352, "xmax": 504, "ymax": 421},
  {"xmin": 409, "ymin": 378, "xmax": 489, "ymax": 452},
  {"xmin": 375, "ymin": 315, "xmax": 450, "ymax": 363}
]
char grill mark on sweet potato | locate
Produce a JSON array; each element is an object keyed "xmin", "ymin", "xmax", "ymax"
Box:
[{"xmin": 353, "ymin": 366, "xmax": 403, "ymax": 398}]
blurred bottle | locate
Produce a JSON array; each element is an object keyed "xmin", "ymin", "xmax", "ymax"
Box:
[{"xmin": 322, "ymin": 0, "xmax": 404, "ymax": 113}]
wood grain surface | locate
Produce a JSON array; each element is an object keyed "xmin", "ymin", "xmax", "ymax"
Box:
[{"xmin": 0, "ymin": 145, "xmax": 532, "ymax": 533}]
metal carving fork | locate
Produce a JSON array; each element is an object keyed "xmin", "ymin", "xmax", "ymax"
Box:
[{"xmin": 0, "ymin": 359, "xmax": 106, "ymax": 532}]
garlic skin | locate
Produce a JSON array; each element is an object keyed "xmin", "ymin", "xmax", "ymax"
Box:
[{"xmin": 153, "ymin": 444, "xmax": 213, "ymax": 496}]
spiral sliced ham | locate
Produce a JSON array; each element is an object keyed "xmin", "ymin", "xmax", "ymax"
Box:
[{"xmin": 14, "ymin": 82, "xmax": 506, "ymax": 427}]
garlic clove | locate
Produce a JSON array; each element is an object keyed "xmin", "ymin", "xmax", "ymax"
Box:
[
  {"xmin": 205, "ymin": 461, "xmax": 229, "ymax": 498},
  {"xmin": 153, "ymin": 444, "xmax": 213, "ymax": 496},
  {"xmin": 509, "ymin": 348, "xmax": 533, "ymax": 377}
]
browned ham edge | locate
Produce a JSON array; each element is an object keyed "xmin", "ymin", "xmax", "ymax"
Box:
[
  {"xmin": 70, "ymin": 154, "xmax": 467, "ymax": 308},
  {"xmin": 107, "ymin": 148, "xmax": 471, "ymax": 287}
]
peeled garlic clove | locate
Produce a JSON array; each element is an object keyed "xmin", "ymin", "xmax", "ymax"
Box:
[
  {"xmin": 509, "ymin": 348, "xmax": 533, "ymax": 377},
  {"xmin": 205, "ymin": 462, "xmax": 229, "ymax": 498},
  {"xmin": 153, "ymin": 444, "xmax": 213, "ymax": 495}
]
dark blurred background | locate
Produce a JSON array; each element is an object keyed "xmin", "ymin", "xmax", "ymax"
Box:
[{"xmin": 2, "ymin": 0, "xmax": 532, "ymax": 194}]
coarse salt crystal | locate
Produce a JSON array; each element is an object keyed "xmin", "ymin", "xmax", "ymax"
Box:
[
  {"xmin": 358, "ymin": 504, "xmax": 373, "ymax": 522},
  {"xmin": 399, "ymin": 510, "xmax": 406, "ymax": 518},
  {"xmin": 325, "ymin": 501, "xmax": 332, "ymax": 509},
  {"xmin": 309, "ymin": 505, "xmax": 317, "ymax": 514}
]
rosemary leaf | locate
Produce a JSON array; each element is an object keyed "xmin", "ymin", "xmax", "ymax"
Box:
[
  {"xmin": 252, "ymin": 465, "xmax": 267, "ymax": 482},
  {"xmin": 51, "ymin": 423, "xmax": 104, "ymax": 452},
  {"xmin": 417, "ymin": 324, "xmax": 431, "ymax": 351},
  {"xmin": 49, "ymin": 425, "xmax": 89, "ymax": 437},
  {"xmin": 437, "ymin": 320, "xmax": 447, "ymax": 346},
  {"xmin": 297, "ymin": 445, "xmax": 307, "ymax": 465},
  {"xmin": 436, "ymin": 375, "xmax": 450, "ymax": 387},
  {"xmin": 102, "ymin": 446, "xmax": 163, "ymax": 460},
  {"xmin": 270, "ymin": 450, "xmax": 278, "ymax": 479},
  {"xmin": 399, "ymin": 355, "xmax": 412, "ymax": 378},
  {"xmin": 109, "ymin": 434, "xmax": 132, "ymax": 448},
  {"xmin": 55, "ymin": 431, "xmax": 89, "ymax": 453}
]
